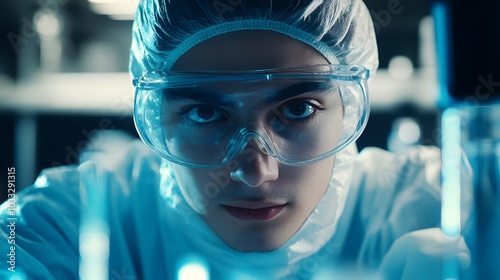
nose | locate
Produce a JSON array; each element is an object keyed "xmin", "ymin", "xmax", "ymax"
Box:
[{"xmin": 229, "ymin": 137, "xmax": 279, "ymax": 188}]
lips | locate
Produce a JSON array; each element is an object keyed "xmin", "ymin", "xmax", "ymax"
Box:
[{"xmin": 222, "ymin": 203, "xmax": 286, "ymax": 221}]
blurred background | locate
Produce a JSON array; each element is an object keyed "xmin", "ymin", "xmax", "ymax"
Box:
[{"xmin": 0, "ymin": 0, "xmax": 437, "ymax": 202}]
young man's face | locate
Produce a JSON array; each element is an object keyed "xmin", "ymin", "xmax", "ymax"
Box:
[{"xmin": 169, "ymin": 31, "xmax": 339, "ymax": 252}]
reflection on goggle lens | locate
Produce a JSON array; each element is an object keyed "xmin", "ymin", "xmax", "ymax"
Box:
[{"xmin": 134, "ymin": 65, "xmax": 370, "ymax": 168}]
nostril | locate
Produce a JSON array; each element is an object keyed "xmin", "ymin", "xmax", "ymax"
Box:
[{"xmin": 229, "ymin": 167, "xmax": 260, "ymax": 187}]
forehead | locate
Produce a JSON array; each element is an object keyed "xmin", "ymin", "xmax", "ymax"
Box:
[{"xmin": 171, "ymin": 30, "xmax": 328, "ymax": 71}]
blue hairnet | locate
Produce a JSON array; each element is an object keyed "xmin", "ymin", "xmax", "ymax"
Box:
[{"xmin": 129, "ymin": 0, "xmax": 379, "ymax": 78}]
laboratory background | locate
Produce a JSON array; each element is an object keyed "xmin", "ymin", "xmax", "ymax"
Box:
[
  {"xmin": 1, "ymin": 0, "xmax": 436, "ymax": 202},
  {"xmin": 2, "ymin": 1, "xmax": 500, "ymax": 279}
]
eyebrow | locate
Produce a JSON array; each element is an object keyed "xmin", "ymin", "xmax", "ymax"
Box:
[
  {"xmin": 164, "ymin": 87, "xmax": 235, "ymax": 108},
  {"xmin": 264, "ymin": 81, "xmax": 333, "ymax": 105},
  {"xmin": 163, "ymin": 81, "xmax": 334, "ymax": 108}
]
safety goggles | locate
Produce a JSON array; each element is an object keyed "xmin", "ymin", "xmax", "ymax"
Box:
[{"xmin": 133, "ymin": 64, "xmax": 370, "ymax": 168}]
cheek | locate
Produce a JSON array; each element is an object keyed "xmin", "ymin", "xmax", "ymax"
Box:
[
  {"xmin": 171, "ymin": 166, "xmax": 211, "ymax": 214},
  {"xmin": 282, "ymin": 158, "xmax": 335, "ymax": 207},
  {"xmin": 322, "ymin": 95, "xmax": 344, "ymax": 143}
]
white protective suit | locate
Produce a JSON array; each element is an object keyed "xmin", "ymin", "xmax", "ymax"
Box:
[{"xmin": 0, "ymin": 135, "xmax": 466, "ymax": 280}]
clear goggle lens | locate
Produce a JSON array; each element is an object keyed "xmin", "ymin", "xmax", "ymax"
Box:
[{"xmin": 133, "ymin": 64, "xmax": 370, "ymax": 168}]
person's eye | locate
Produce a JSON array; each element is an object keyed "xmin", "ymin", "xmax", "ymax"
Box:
[
  {"xmin": 185, "ymin": 105, "xmax": 223, "ymax": 123},
  {"xmin": 281, "ymin": 100, "xmax": 320, "ymax": 120}
]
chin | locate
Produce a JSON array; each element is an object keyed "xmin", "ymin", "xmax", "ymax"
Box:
[{"xmin": 225, "ymin": 228, "xmax": 291, "ymax": 252}]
